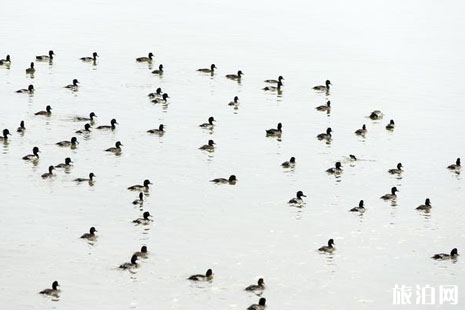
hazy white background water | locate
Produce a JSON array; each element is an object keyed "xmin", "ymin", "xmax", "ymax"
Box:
[{"xmin": 1, "ymin": 0, "xmax": 464, "ymax": 309}]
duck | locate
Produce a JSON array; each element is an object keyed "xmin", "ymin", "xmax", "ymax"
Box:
[
  {"xmin": 36, "ymin": 50, "xmax": 54, "ymax": 61},
  {"xmin": 147, "ymin": 124, "xmax": 165, "ymax": 134},
  {"xmin": 74, "ymin": 112, "xmax": 97, "ymax": 122},
  {"xmin": 210, "ymin": 175, "xmax": 237, "ymax": 184},
  {"xmin": 388, "ymin": 163, "xmax": 403, "ymax": 174},
  {"xmin": 55, "ymin": 157, "xmax": 73, "ymax": 169},
  {"xmin": 96, "ymin": 118, "xmax": 118, "ymax": 130},
  {"xmin": 326, "ymin": 162, "xmax": 343, "ymax": 174},
  {"xmin": 431, "ymin": 248, "xmax": 459, "ymax": 260},
  {"xmin": 416, "ymin": 198, "xmax": 432, "ymax": 211},
  {"xmin": 316, "ymin": 100, "xmax": 331, "ymax": 112},
  {"xmin": 349, "ymin": 154, "xmax": 357, "ymax": 161},
  {"xmin": 119, "ymin": 254, "xmax": 138, "ymax": 269},
  {"xmin": 226, "ymin": 70, "xmax": 243, "ymax": 80},
  {"xmin": 35, "ymin": 105, "xmax": 52, "ymax": 116},
  {"xmin": 65, "ymin": 79, "xmax": 79, "ymax": 90},
  {"xmin": 265, "ymin": 123, "xmax": 282, "ymax": 136},
  {"xmin": 386, "ymin": 119, "xmax": 395, "ymax": 130},
  {"xmin": 197, "ymin": 64, "xmax": 216, "ymax": 73},
  {"xmin": 134, "ymin": 246, "xmax": 148, "ymax": 258},
  {"xmin": 41, "ymin": 166, "xmax": 55, "ymax": 178},
  {"xmin": 39, "ymin": 281, "xmax": 59, "ymax": 296},
  {"xmin": 25, "ymin": 62, "xmax": 35, "ymax": 74},
  {"xmin": 148, "ymin": 88, "xmax": 163, "ymax": 99},
  {"xmin": 80, "ymin": 227, "xmax": 97, "ymax": 240},
  {"xmin": 151, "ymin": 93, "xmax": 169, "ymax": 104},
  {"xmin": 0, "ymin": 129, "xmax": 11, "ymax": 141},
  {"xmin": 16, "ymin": 84, "xmax": 34, "ymax": 94},
  {"xmin": 289, "ymin": 191, "xmax": 306, "ymax": 204},
  {"xmin": 136, "ymin": 52, "xmax": 154, "ymax": 63},
  {"xmin": 317, "ymin": 127, "xmax": 332, "ymax": 140},
  {"xmin": 151, "ymin": 64, "xmax": 164, "ymax": 74},
  {"xmin": 228, "ymin": 96, "xmax": 239, "ymax": 106},
  {"xmin": 313, "ymin": 80, "xmax": 331, "ymax": 91},
  {"xmin": 132, "ymin": 192, "xmax": 144, "ymax": 205},
  {"xmin": 75, "ymin": 123, "xmax": 91, "ymax": 134},
  {"xmin": 188, "ymin": 269, "xmax": 213, "ymax": 281},
  {"xmin": 17, "ymin": 121, "xmax": 26, "ymax": 133},
  {"xmin": 281, "ymin": 157, "xmax": 296, "ymax": 168},
  {"xmin": 247, "ymin": 297, "xmax": 266, "ymax": 310},
  {"xmin": 369, "ymin": 110, "xmax": 383, "ymax": 120},
  {"xmin": 0, "ymin": 54, "xmax": 11, "ymax": 65},
  {"xmin": 199, "ymin": 139, "xmax": 215, "ymax": 151},
  {"xmin": 128, "ymin": 179, "xmax": 152, "ymax": 191},
  {"xmin": 199, "ymin": 116, "xmax": 216, "ymax": 128},
  {"xmin": 380, "ymin": 186, "xmax": 399, "ymax": 200},
  {"xmin": 265, "ymin": 75, "xmax": 284, "ymax": 84},
  {"xmin": 263, "ymin": 80, "xmax": 283, "ymax": 91},
  {"xmin": 447, "ymin": 158, "xmax": 461, "ymax": 170},
  {"xmin": 80, "ymin": 52, "xmax": 98, "ymax": 62},
  {"xmin": 105, "ymin": 141, "xmax": 123, "ymax": 153},
  {"xmin": 245, "ymin": 278, "xmax": 265, "ymax": 292},
  {"xmin": 318, "ymin": 239, "xmax": 335, "ymax": 253},
  {"xmin": 56, "ymin": 137, "xmax": 78, "ymax": 147},
  {"xmin": 133, "ymin": 211, "xmax": 153, "ymax": 225},
  {"xmin": 354, "ymin": 124, "xmax": 367, "ymax": 136},
  {"xmin": 74, "ymin": 172, "xmax": 95, "ymax": 183},
  {"xmin": 22, "ymin": 146, "xmax": 40, "ymax": 161},
  {"xmin": 349, "ymin": 200, "xmax": 365, "ymax": 212}
]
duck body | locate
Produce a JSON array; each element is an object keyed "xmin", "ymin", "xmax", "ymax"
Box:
[
  {"xmin": 447, "ymin": 158, "xmax": 461, "ymax": 170},
  {"xmin": 316, "ymin": 101, "xmax": 331, "ymax": 111},
  {"xmin": 16, "ymin": 84, "xmax": 34, "ymax": 94},
  {"xmin": 245, "ymin": 278, "xmax": 265, "ymax": 292},
  {"xmin": 22, "ymin": 147, "xmax": 40, "ymax": 161},
  {"xmin": 199, "ymin": 140, "xmax": 215, "ymax": 151},
  {"xmin": 25, "ymin": 62, "xmax": 35, "ymax": 74},
  {"xmin": 350, "ymin": 200, "xmax": 365, "ymax": 212},
  {"xmin": 380, "ymin": 187, "xmax": 399, "ymax": 200},
  {"xmin": 355, "ymin": 124, "xmax": 367, "ymax": 136},
  {"xmin": 136, "ymin": 52, "xmax": 154, "ymax": 63},
  {"xmin": 151, "ymin": 93, "xmax": 169, "ymax": 104},
  {"xmin": 266, "ymin": 123, "xmax": 282, "ymax": 136},
  {"xmin": 17, "ymin": 121, "xmax": 26, "ymax": 133},
  {"xmin": 65, "ymin": 79, "xmax": 79, "ymax": 90},
  {"xmin": 132, "ymin": 192, "xmax": 144, "ymax": 205},
  {"xmin": 210, "ymin": 175, "xmax": 237, "ymax": 184},
  {"xmin": 199, "ymin": 116, "xmax": 215, "ymax": 128},
  {"xmin": 119, "ymin": 254, "xmax": 138, "ymax": 269},
  {"xmin": 431, "ymin": 248, "xmax": 458, "ymax": 260},
  {"xmin": 313, "ymin": 79, "xmax": 331, "ymax": 91},
  {"xmin": 226, "ymin": 70, "xmax": 243, "ymax": 80},
  {"xmin": 0, "ymin": 55, "xmax": 11, "ymax": 65},
  {"xmin": 148, "ymin": 124, "xmax": 165, "ymax": 134},
  {"xmin": 80, "ymin": 52, "xmax": 98, "ymax": 62},
  {"xmin": 281, "ymin": 157, "xmax": 295, "ymax": 168},
  {"xmin": 80, "ymin": 227, "xmax": 97, "ymax": 240},
  {"xmin": 41, "ymin": 166, "xmax": 55, "ymax": 178},
  {"xmin": 35, "ymin": 105, "xmax": 52, "ymax": 116},
  {"xmin": 74, "ymin": 112, "xmax": 97, "ymax": 122},
  {"xmin": 289, "ymin": 191, "xmax": 306, "ymax": 204},
  {"xmin": 133, "ymin": 211, "xmax": 152, "ymax": 225},
  {"xmin": 416, "ymin": 198, "xmax": 432, "ymax": 211},
  {"xmin": 0, "ymin": 129, "xmax": 11, "ymax": 141},
  {"xmin": 105, "ymin": 141, "xmax": 123, "ymax": 153},
  {"xmin": 386, "ymin": 119, "xmax": 395, "ymax": 130},
  {"xmin": 318, "ymin": 239, "xmax": 335, "ymax": 253},
  {"xmin": 388, "ymin": 163, "xmax": 403, "ymax": 174},
  {"xmin": 188, "ymin": 269, "xmax": 213, "ymax": 281},
  {"xmin": 39, "ymin": 281, "xmax": 59, "ymax": 296},
  {"xmin": 247, "ymin": 298, "xmax": 266, "ymax": 310},
  {"xmin": 96, "ymin": 118, "xmax": 118, "ymax": 130},
  {"xmin": 55, "ymin": 157, "xmax": 73, "ymax": 169},
  {"xmin": 151, "ymin": 64, "xmax": 164, "ymax": 74},
  {"xmin": 265, "ymin": 75, "xmax": 284, "ymax": 84},
  {"xmin": 74, "ymin": 172, "xmax": 95, "ymax": 183},
  {"xmin": 263, "ymin": 80, "xmax": 282, "ymax": 91},
  {"xmin": 56, "ymin": 137, "xmax": 78, "ymax": 147},
  {"xmin": 128, "ymin": 179, "xmax": 152, "ymax": 191},
  {"xmin": 36, "ymin": 50, "xmax": 54, "ymax": 61},
  {"xmin": 326, "ymin": 162, "xmax": 343, "ymax": 174},
  {"xmin": 317, "ymin": 127, "xmax": 332, "ymax": 140},
  {"xmin": 197, "ymin": 64, "xmax": 216, "ymax": 73}
]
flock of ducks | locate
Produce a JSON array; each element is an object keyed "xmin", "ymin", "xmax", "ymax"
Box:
[{"xmin": 1, "ymin": 50, "xmax": 461, "ymax": 308}]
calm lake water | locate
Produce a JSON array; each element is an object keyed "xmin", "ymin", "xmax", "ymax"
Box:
[{"xmin": 1, "ymin": 0, "xmax": 464, "ymax": 309}]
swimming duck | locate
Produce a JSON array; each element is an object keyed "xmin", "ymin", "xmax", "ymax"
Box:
[
  {"xmin": 199, "ymin": 116, "xmax": 216, "ymax": 128},
  {"xmin": 416, "ymin": 198, "xmax": 432, "ymax": 211},
  {"xmin": 80, "ymin": 227, "xmax": 97, "ymax": 240},
  {"xmin": 226, "ymin": 70, "xmax": 243, "ymax": 80},
  {"xmin": 199, "ymin": 139, "xmax": 215, "ymax": 151},
  {"xmin": 317, "ymin": 127, "xmax": 332, "ymax": 140},
  {"xmin": 128, "ymin": 179, "xmax": 152, "ymax": 191},
  {"xmin": 133, "ymin": 211, "xmax": 153, "ymax": 225},
  {"xmin": 75, "ymin": 112, "xmax": 97, "ymax": 122},
  {"xmin": 369, "ymin": 110, "xmax": 383, "ymax": 120},
  {"xmin": 349, "ymin": 154, "xmax": 357, "ymax": 161},
  {"xmin": 380, "ymin": 186, "xmax": 399, "ymax": 200},
  {"xmin": 266, "ymin": 123, "xmax": 282, "ymax": 136},
  {"xmin": 17, "ymin": 121, "xmax": 26, "ymax": 133},
  {"xmin": 74, "ymin": 172, "xmax": 95, "ymax": 183},
  {"xmin": 263, "ymin": 80, "xmax": 283, "ymax": 91},
  {"xmin": 281, "ymin": 157, "xmax": 296, "ymax": 168},
  {"xmin": 134, "ymin": 246, "xmax": 148, "ymax": 258},
  {"xmin": 245, "ymin": 278, "xmax": 265, "ymax": 292},
  {"xmin": 119, "ymin": 254, "xmax": 138, "ymax": 269},
  {"xmin": 265, "ymin": 75, "xmax": 284, "ymax": 84},
  {"xmin": 147, "ymin": 124, "xmax": 165, "ymax": 134},
  {"xmin": 388, "ymin": 163, "xmax": 403, "ymax": 174},
  {"xmin": 431, "ymin": 248, "xmax": 459, "ymax": 260},
  {"xmin": 148, "ymin": 88, "xmax": 163, "ymax": 99},
  {"xmin": 65, "ymin": 79, "xmax": 79, "ymax": 90},
  {"xmin": 16, "ymin": 84, "xmax": 34, "ymax": 94},
  {"xmin": 247, "ymin": 297, "xmax": 266, "ymax": 310},
  {"xmin": 56, "ymin": 137, "xmax": 78, "ymax": 147},
  {"xmin": 55, "ymin": 157, "xmax": 73, "ymax": 169},
  {"xmin": 136, "ymin": 52, "xmax": 154, "ymax": 63},
  {"xmin": 349, "ymin": 200, "xmax": 365, "ymax": 213},
  {"xmin": 316, "ymin": 100, "xmax": 331, "ymax": 112},
  {"xmin": 386, "ymin": 119, "xmax": 395, "ymax": 130},
  {"xmin": 355, "ymin": 124, "xmax": 367, "ymax": 136},
  {"xmin": 96, "ymin": 118, "xmax": 118, "ymax": 130},
  {"xmin": 197, "ymin": 64, "xmax": 217, "ymax": 73},
  {"xmin": 25, "ymin": 62, "xmax": 35, "ymax": 74},
  {"xmin": 105, "ymin": 141, "xmax": 123, "ymax": 153},
  {"xmin": 41, "ymin": 166, "xmax": 55, "ymax": 178},
  {"xmin": 151, "ymin": 93, "xmax": 169, "ymax": 104},
  {"xmin": 132, "ymin": 192, "xmax": 144, "ymax": 205},
  {"xmin": 228, "ymin": 96, "xmax": 239, "ymax": 106},
  {"xmin": 326, "ymin": 162, "xmax": 343, "ymax": 174},
  {"xmin": 36, "ymin": 50, "xmax": 54, "ymax": 61},
  {"xmin": 289, "ymin": 191, "xmax": 306, "ymax": 204},
  {"xmin": 188, "ymin": 269, "xmax": 213, "ymax": 281},
  {"xmin": 39, "ymin": 281, "xmax": 59, "ymax": 296},
  {"xmin": 0, "ymin": 55, "xmax": 11, "ymax": 65},
  {"xmin": 210, "ymin": 175, "xmax": 237, "ymax": 184},
  {"xmin": 447, "ymin": 158, "xmax": 461, "ymax": 170},
  {"xmin": 22, "ymin": 146, "xmax": 40, "ymax": 160},
  {"xmin": 0, "ymin": 129, "xmax": 11, "ymax": 141},
  {"xmin": 35, "ymin": 105, "xmax": 52, "ymax": 116},
  {"xmin": 318, "ymin": 239, "xmax": 335, "ymax": 253},
  {"xmin": 80, "ymin": 52, "xmax": 98, "ymax": 62},
  {"xmin": 152, "ymin": 64, "xmax": 164, "ymax": 74},
  {"xmin": 313, "ymin": 80, "xmax": 331, "ymax": 91},
  {"xmin": 75, "ymin": 123, "xmax": 91, "ymax": 134}
]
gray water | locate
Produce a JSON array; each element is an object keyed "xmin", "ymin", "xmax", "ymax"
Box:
[{"xmin": 0, "ymin": 0, "xmax": 464, "ymax": 309}]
